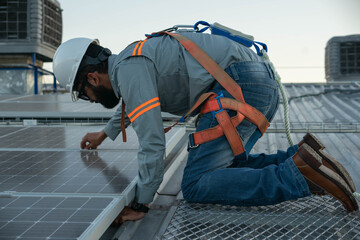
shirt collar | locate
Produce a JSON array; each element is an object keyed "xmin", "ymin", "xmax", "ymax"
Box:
[{"xmin": 107, "ymin": 54, "xmax": 120, "ymax": 99}]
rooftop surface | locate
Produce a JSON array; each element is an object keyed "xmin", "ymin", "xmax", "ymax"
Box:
[{"xmin": 0, "ymin": 81, "xmax": 360, "ymax": 239}]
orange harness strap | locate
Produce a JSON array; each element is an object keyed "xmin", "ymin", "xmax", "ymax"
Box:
[
  {"xmin": 162, "ymin": 32, "xmax": 245, "ymax": 103},
  {"xmin": 190, "ymin": 94, "xmax": 270, "ymax": 154},
  {"xmin": 201, "ymin": 97, "xmax": 270, "ymax": 134},
  {"xmin": 164, "ymin": 92, "xmax": 216, "ymax": 133},
  {"xmin": 215, "ymin": 109, "xmax": 245, "ymax": 156}
]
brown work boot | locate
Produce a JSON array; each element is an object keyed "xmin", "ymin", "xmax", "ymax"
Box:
[
  {"xmin": 293, "ymin": 143, "xmax": 358, "ymax": 212},
  {"xmin": 298, "ymin": 133, "xmax": 356, "ymax": 193},
  {"xmin": 304, "ymin": 178, "xmax": 327, "ymax": 196},
  {"xmin": 299, "ymin": 132, "xmax": 324, "ymax": 151}
]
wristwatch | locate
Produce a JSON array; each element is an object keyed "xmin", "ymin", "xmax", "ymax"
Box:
[{"xmin": 130, "ymin": 201, "xmax": 149, "ymax": 213}]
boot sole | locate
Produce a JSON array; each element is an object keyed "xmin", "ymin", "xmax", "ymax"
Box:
[
  {"xmin": 298, "ymin": 144, "xmax": 358, "ymax": 212},
  {"xmin": 318, "ymin": 149, "xmax": 356, "ymax": 193},
  {"xmin": 302, "ymin": 133, "xmax": 356, "ymax": 193},
  {"xmin": 301, "ymin": 132, "xmax": 325, "ymax": 151}
]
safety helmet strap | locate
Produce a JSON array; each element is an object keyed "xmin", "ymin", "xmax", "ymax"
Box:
[
  {"xmin": 74, "ymin": 46, "xmax": 112, "ymax": 96},
  {"xmin": 78, "ymin": 47, "xmax": 112, "ymax": 74}
]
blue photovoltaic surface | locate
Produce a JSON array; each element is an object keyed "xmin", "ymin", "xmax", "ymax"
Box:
[{"xmin": 0, "ymin": 125, "xmax": 185, "ymax": 239}]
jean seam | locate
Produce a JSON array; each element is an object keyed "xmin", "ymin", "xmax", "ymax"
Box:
[
  {"xmin": 228, "ymin": 64, "xmax": 239, "ymax": 81},
  {"xmin": 184, "ymin": 114, "xmax": 218, "ymax": 188},
  {"xmin": 214, "ymin": 82, "xmax": 277, "ymax": 90},
  {"xmin": 237, "ymin": 82, "xmax": 277, "ymax": 90}
]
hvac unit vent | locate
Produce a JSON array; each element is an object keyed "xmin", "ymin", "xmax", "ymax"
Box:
[
  {"xmin": 43, "ymin": 0, "xmax": 61, "ymax": 48},
  {"xmin": 325, "ymin": 35, "xmax": 360, "ymax": 82},
  {"xmin": 0, "ymin": 0, "xmax": 62, "ymax": 61},
  {"xmin": 0, "ymin": 0, "xmax": 28, "ymax": 40}
]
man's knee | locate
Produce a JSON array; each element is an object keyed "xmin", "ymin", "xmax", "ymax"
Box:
[{"xmin": 181, "ymin": 181, "xmax": 198, "ymax": 202}]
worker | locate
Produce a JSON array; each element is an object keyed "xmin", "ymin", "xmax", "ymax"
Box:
[{"xmin": 53, "ymin": 30, "xmax": 358, "ymax": 224}]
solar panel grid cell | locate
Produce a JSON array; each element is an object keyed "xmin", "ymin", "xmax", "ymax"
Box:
[
  {"xmin": 0, "ymin": 196, "xmax": 116, "ymax": 239},
  {"xmin": 0, "ymin": 150, "xmax": 137, "ymax": 194},
  {"xmin": 0, "ymin": 126, "xmax": 140, "ymax": 150}
]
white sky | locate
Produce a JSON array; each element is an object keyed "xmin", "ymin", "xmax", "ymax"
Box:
[{"xmin": 46, "ymin": 0, "xmax": 360, "ymax": 83}]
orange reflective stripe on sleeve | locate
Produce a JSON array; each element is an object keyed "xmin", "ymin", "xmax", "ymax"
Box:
[
  {"xmin": 132, "ymin": 39, "xmax": 148, "ymax": 56},
  {"xmin": 137, "ymin": 39, "xmax": 148, "ymax": 55},
  {"xmin": 130, "ymin": 102, "xmax": 160, "ymax": 122},
  {"xmin": 128, "ymin": 97, "xmax": 160, "ymax": 122},
  {"xmin": 132, "ymin": 41, "xmax": 142, "ymax": 56}
]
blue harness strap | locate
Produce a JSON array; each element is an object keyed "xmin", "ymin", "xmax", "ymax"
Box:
[
  {"xmin": 145, "ymin": 20, "xmax": 268, "ymax": 56},
  {"xmin": 193, "ymin": 21, "xmax": 267, "ymax": 56}
]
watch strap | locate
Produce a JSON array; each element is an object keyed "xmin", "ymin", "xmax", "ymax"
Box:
[{"xmin": 131, "ymin": 202, "xmax": 149, "ymax": 213}]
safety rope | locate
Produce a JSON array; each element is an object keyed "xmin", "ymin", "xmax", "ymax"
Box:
[
  {"xmin": 261, "ymin": 50, "xmax": 293, "ymax": 146},
  {"xmin": 353, "ymin": 192, "xmax": 360, "ymax": 200}
]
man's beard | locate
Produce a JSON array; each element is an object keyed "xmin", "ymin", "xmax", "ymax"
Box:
[{"xmin": 92, "ymin": 86, "xmax": 120, "ymax": 109}]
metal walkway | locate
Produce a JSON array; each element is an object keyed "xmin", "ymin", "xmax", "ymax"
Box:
[{"xmin": 159, "ymin": 196, "xmax": 360, "ymax": 239}]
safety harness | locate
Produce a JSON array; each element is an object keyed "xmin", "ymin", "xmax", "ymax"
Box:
[{"xmin": 121, "ymin": 22, "xmax": 271, "ymax": 156}]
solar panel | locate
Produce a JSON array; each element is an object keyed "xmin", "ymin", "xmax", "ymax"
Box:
[
  {"xmin": 0, "ymin": 195, "xmax": 121, "ymax": 239},
  {"xmin": 0, "ymin": 127, "xmax": 26, "ymax": 138},
  {"xmin": 0, "ymin": 95, "xmax": 24, "ymax": 102},
  {"xmin": 0, "ymin": 94, "xmax": 179, "ymax": 120},
  {"xmin": 0, "ymin": 125, "xmax": 179, "ymax": 150},
  {"xmin": 4, "ymin": 94, "xmax": 76, "ymax": 102},
  {"xmin": 0, "ymin": 150, "xmax": 137, "ymax": 194},
  {"xmin": 0, "ymin": 125, "xmax": 186, "ymax": 239},
  {"xmin": 0, "ymin": 94, "xmax": 116, "ymax": 115}
]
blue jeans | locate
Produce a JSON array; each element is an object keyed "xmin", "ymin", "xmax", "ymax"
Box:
[{"xmin": 181, "ymin": 61, "xmax": 311, "ymax": 206}]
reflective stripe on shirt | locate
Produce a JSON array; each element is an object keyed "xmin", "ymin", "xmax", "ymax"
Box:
[{"xmin": 128, "ymin": 97, "xmax": 160, "ymax": 122}]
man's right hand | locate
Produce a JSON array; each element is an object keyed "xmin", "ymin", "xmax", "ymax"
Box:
[
  {"xmin": 112, "ymin": 206, "xmax": 147, "ymax": 226},
  {"xmin": 81, "ymin": 130, "xmax": 107, "ymax": 149}
]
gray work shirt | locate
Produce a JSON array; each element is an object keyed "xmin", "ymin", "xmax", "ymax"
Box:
[{"xmin": 103, "ymin": 32, "xmax": 264, "ymax": 203}]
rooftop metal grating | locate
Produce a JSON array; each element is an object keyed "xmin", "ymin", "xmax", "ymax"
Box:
[{"xmin": 160, "ymin": 196, "xmax": 360, "ymax": 240}]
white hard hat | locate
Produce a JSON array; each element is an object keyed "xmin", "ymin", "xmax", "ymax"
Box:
[{"xmin": 53, "ymin": 38, "xmax": 100, "ymax": 101}]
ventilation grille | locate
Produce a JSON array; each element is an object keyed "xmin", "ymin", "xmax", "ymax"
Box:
[
  {"xmin": 43, "ymin": 0, "xmax": 62, "ymax": 48},
  {"xmin": 340, "ymin": 42, "xmax": 360, "ymax": 75},
  {"xmin": 0, "ymin": 0, "xmax": 27, "ymax": 40}
]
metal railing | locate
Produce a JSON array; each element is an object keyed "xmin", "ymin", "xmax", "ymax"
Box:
[{"xmin": 268, "ymin": 122, "xmax": 360, "ymax": 133}]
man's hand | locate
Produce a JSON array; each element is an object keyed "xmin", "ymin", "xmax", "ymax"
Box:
[
  {"xmin": 112, "ymin": 206, "xmax": 146, "ymax": 226},
  {"xmin": 80, "ymin": 130, "xmax": 107, "ymax": 149}
]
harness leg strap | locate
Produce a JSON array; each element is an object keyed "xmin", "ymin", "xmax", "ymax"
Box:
[
  {"xmin": 215, "ymin": 110, "xmax": 245, "ymax": 156},
  {"xmin": 220, "ymin": 98, "xmax": 269, "ymax": 135}
]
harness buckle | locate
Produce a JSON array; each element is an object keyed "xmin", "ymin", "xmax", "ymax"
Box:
[
  {"xmin": 188, "ymin": 133, "xmax": 199, "ymax": 149},
  {"xmin": 211, "ymin": 92, "xmax": 225, "ymax": 118}
]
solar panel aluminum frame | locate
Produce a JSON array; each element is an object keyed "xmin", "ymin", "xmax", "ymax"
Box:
[
  {"xmin": 0, "ymin": 192, "xmax": 125, "ymax": 240},
  {"xmin": 79, "ymin": 197, "xmax": 125, "ymax": 240}
]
